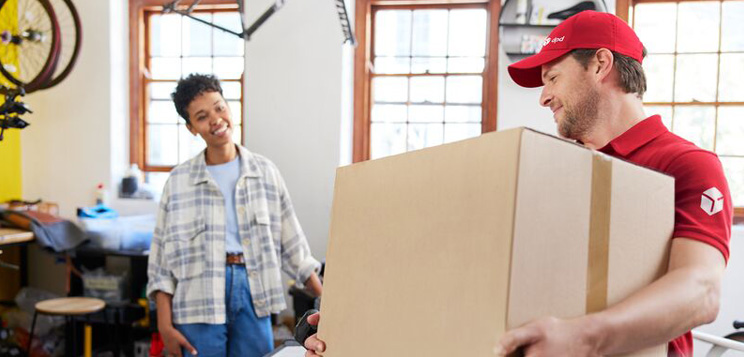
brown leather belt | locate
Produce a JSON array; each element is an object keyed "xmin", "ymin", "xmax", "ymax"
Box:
[{"xmin": 226, "ymin": 253, "xmax": 245, "ymax": 265}]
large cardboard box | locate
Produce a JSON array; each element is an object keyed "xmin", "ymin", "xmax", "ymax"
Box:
[{"xmin": 319, "ymin": 128, "xmax": 673, "ymax": 356}]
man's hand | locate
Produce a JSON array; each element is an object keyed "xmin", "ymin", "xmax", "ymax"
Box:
[
  {"xmin": 160, "ymin": 325, "xmax": 198, "ymax": 357},
  {"xmin": 304, "ymin": 312, "xmax": 326, "ymax": 357},
  {"xmin": 496, "ymin": 316, "xmax": 601, "ymax": 357}
]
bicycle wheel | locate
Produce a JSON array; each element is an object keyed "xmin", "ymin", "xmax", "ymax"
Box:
[
  {"xmin": 0, "ymin": 0, "xmax": 61, "ymax": 92},
  {"xmin": 39, "ymin": 0, "xmax": 80, "ymax": 89}
]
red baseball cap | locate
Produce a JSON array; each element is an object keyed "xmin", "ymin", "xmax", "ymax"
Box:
[{"xmin": 508, "ymin": 11, "xmax": 644, "ymax": 88}]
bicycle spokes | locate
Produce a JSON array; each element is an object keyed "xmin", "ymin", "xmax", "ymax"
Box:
[{"xmin": 0, "ymin": 0, "xmax": 61, "ymax": 92}]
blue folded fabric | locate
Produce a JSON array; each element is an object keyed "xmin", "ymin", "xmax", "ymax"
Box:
[{"xmin": 77, "ymin": 204, "xmax": 119, "ymax": 219}]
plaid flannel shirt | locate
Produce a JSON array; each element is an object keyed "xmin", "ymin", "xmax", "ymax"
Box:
[{"xmin": 147, "ymin": 145, "xmax": 321, "ymax": 323}]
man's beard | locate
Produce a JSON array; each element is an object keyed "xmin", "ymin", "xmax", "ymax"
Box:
[{"xmin": 558, "ymin": 86, "xmax": 600, "ymax": 141}]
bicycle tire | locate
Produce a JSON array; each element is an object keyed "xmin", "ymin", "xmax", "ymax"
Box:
[
  {"xmin": 0, "ymin": 0, "xmax": 61, "ymax": 92},
  {"xmin": 39, "ymin": 0, "xmax": 80, "ymax": 89}
]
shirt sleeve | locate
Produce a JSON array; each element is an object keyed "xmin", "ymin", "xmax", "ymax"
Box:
[
  {"xmin": 668, "ymin": 150, "xmax": 733, "ymax": 262},
  {"xmin": 146, "ymin": 181, "xmax": 177, "ymax": 301},
  {"xmin": 274, "ymin": 169, "xmax": 321, "ymax": 288}
]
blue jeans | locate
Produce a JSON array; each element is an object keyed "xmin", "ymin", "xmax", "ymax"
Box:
[{"xmin": 175, "ymin": 265, "xmax": 273, "ymax": 357}]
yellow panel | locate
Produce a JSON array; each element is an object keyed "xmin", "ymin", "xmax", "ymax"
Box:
[
  {"xmin": 0, "ymin": 0, "xmax": 19, "ymax": 77},
  {"xmin": 0, "ymin": 129, "xmax": 21, "ymax": 202},
  {"xmin": 0, "ymin": 0, "xmax": 22, "ymax": 202}
]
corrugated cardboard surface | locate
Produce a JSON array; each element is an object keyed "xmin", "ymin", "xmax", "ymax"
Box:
[
  {"xmin": 508, "ymin": 131, "xmax": 672, "ymax": 356},
  {"xmin": 320, "ymin": 128, "xmax": 672, "ymax": 356},
  {"xmin": 320, "ymin": 130, "xmax": 521, "ymax": 357},
  {"xmin": 606, "ymin": 158, "xmax": 673, "ymax": 357},
  {"xmin": 508, "ymin": 129, "xmax": 593, "ymax": 328},
  {"xmin": 606, "ymin": 159, "xmax": 673, "ymax": 306}
]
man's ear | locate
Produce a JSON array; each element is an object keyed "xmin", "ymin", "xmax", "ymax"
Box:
[{"xmin": 594, "ymin": 48, "xmax": 615, "ymax": 83}]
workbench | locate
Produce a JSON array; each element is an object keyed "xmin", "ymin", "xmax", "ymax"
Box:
[{"xmin": 0, "ymin": 227, "xmax": 34, "ymax": 293}]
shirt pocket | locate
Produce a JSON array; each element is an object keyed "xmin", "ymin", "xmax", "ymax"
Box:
[
  {"xmin": 164, "ymin": 216, "xmax": 207, "ymax": 280},
  {"xmin": 250, "ymin": 209, "xmax": 280, "ymax": 261}
]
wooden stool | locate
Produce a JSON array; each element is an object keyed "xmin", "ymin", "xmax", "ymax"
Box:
[{"xmin": 28, "ymin": 297, "xmax": 106, "ymax": 357}]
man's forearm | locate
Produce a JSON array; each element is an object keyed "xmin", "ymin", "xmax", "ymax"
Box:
[
  {"xmin": 590, "ymin": 260, "xmax": 722, "ymax": 354},
  {"xmin": 155, "ymin": 291, "xmax": 175, "ymax": 331}
]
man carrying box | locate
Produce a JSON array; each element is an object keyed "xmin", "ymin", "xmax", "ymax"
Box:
[{"xmin": 304, "ymin": 10, "xmax": 732, "ymax": 357}]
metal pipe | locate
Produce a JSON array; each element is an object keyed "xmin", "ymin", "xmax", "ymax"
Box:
[
  {"xmin": 243, "ymin": 0, "xmax": 286, "ymax": 40},
  {"xmin": 175, "ymin": 10, "xmax": 244, "ymax": 38},
  {"xmin": 692, "ymin": 330, "xmax": 744, "ymax": 352}
]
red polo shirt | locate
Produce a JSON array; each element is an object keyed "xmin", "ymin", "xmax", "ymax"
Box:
[{"xmin": 599, "ymin": 115, "xmax": 733, "ymax": 357}]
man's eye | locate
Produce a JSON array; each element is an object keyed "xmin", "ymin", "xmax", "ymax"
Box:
[{"xmin": 550, "ymin": 76, "xmax": 557, "ymax": 82}]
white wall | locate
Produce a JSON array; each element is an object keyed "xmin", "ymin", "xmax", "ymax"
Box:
[
  {"xmin": 243, "ymin": 0, "xmax": 352, "ymax": 261},
  {"xmin": 109, "ymin": 0, "xmax": 129, "ymax": 197},
  {"xmin": 21, "ymin": 0, "xmax": 128, "ymax": 294}
]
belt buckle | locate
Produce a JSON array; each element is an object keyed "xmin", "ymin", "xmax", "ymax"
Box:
[{"xmin": 227, "ymin": 253, "xmax": 243, "ymax": 265}]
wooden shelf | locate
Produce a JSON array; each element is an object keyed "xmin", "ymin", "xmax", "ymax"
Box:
[
  {"xmin": 506, "ymin": 52, "xmax": 538, "ymax": 56},
  {"xmin": 499, "ymin": 23, "xmax": 556, "ymax": 28}
]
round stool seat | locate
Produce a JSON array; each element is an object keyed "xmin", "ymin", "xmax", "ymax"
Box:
[{"xmin": 35, "ymin": 297, "xmax": 106, "ymax": 316}]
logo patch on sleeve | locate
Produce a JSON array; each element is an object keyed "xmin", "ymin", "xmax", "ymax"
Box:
[{"xmin": 700, "ymin": 187, "xmax": 724, "ymax": 216}]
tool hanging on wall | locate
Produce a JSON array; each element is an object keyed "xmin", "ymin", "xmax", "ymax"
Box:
[{"xmin": 163, "ymin": 0, "xmax": 356, "ymax": 44}]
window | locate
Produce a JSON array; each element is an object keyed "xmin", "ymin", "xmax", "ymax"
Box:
[
  {"xmin": 628, "ymin": 0, "xmax": 744, "ymax": 215},
  {"xmin": 353, "ymin": 0, "xmax": 500, "ymax": 162},
  {"xmin": 130, "ymin": 0, "xmax": 244, "ymax": 189}
]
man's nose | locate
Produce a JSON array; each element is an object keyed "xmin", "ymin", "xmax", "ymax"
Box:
[{"xmin": 540, "ymin": 87, "xmax": 552, "ymax": 108}]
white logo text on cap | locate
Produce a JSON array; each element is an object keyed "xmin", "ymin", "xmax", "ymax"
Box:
[
  {"xmin": 543, "ymin": 36, "xmax": 565, "ymax": 47},
  {"xmin": 700, "ymin": 187, "xmax": 724, "ymax": 216}
]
